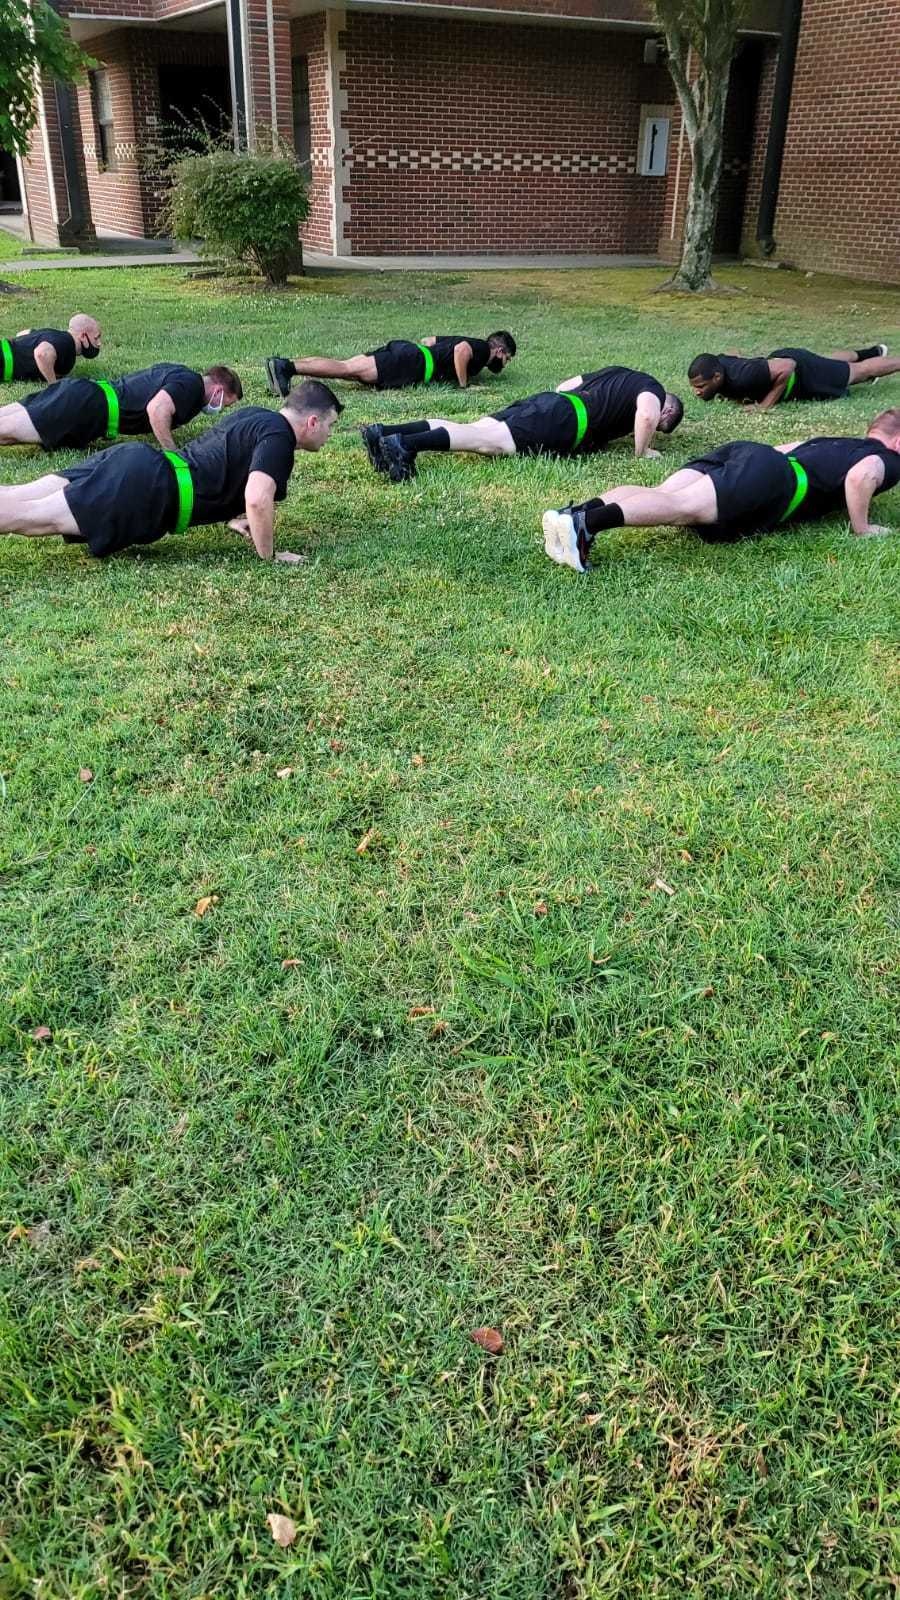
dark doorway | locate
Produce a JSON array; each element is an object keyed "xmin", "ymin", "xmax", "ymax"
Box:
[
  {"xmin": 715, "ymin": 41, "xmax": 765, "ymax": 254},
  {"xmin": 157, "ymin": 63, "xmax": 231, "ymax": 146},
  {"xmin": 0, "ymin": 150, "xmax": 21, "ymax": 210}
]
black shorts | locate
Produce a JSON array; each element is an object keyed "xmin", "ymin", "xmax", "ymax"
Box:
[
  {"xmin": 772, "ymin": 347, "xmax": 850, "ymax": 401},
  {"xmin": 684, "ymin": 441, "xmax": 797, "ymax": 543},
  {"xmin": 492, "ymin": 392, "xmax": 580, "ymax": 456},
  {"xmin": 370, "ymin": 340, "xmax": 427, "ymax": 389},
  {"xmin": 63, "ymin": 443, "xmax": 178, "ymax": 557},
  {"xmin": 23, "ymin": 379, "xmax": 107, "ymax": 450}
]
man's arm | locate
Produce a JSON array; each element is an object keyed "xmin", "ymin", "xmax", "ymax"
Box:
[
  {"xmin": 419, "ymin": 336, "xmax": 436, "ymax": 346},
  {"xmin": 33, "ymin": 341, "xmax": 58, "ymax": 384},
  {"xmin": 634, "ymin": 391, "xmax": 662, "ymax": 458},
  {"xmin": 774, "ymin": 440, "xmax": 805, "ymax": 453},
  {"xmin": 555, "ymin": 375, "xmax": 584, "ymax": 393},
  {"xmin": 453, "ymin": 340, "xmax": 473, "ymax": 388},
  {"xmin": 844, "ymin": 455, "xmax": 888, "ymax": 536},
  {"xmin": 756, "ymin": 357, "xmax": 796, "ymax": 411},
  {"xmin": 242, "ymin": 470, "xmax": 303, "ymax": 563},
  {"xmin": 146, "ymin": 389, "xmax": 178, "ymax": 451}
]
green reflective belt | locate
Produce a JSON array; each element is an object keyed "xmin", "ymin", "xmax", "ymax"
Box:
[
  {"xmin": 0, "ymin": 339, "xmax": 13, "ymax": 383},
  {"xmin": 780, "ymin": 455, "xmax": 809, "ymax": 523},
  {"xmin": 163, "ymin": 449, "xmax": 194, "ymax": 535},
  {"xmin": 415, "ymin": 343, "xmax": 435, "ymax": 384},
  {"xmin": 561, "ymin": 390, "xmax": 588, "ymax": 450},
  {"xmin": 782, "ymin": 371, "xmax": 796, "ymax": 401},
  {"xmin": 94, "ymin": 379, "xmax": 120, "ymax": 440}
]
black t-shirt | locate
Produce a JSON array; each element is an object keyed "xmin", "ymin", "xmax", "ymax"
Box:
[
  {"xmin": 715, "ymin": 355, "xmax": 772, "ymax": 403},
  {"xmin": 576, "ymin": 366, "xmax": 666, "ymax": 448},
  {"xmin": 181, "ymin": 405, "xmax": 297, "ymax": 526},
  {"xmin": 113, "ymin": 363, "xmax": 205, "ymax": 434},
  {"xmin": 431, "ymin": 336, "xmax": 491, "ymax": 384},
  {"xmin": 790, "ymin": 437, "xmax": 900, "ymax": 520},
  {"xmin": 10, "ymin": 328, "xmax": 77, "ymax": 381}
]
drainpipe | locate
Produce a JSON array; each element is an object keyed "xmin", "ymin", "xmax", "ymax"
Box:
[{"xmin": 756, "ymin": 0, "xmax": 804, "ymax": 256}]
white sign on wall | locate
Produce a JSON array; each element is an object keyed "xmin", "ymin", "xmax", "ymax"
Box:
[{"xmin": 638, "ymin": 107, "xmax": 672, "ymax": 177}]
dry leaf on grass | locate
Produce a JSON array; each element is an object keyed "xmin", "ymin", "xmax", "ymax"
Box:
[
  {"xmin": 26, "ymin": 1221, "xmax": 51, "ymax": 1249},
  {"xmin": 6, "ymin": 1225, "xmax": 28, "ymax": 1245},
  {"xmin": 470, "ymin": 1326, "xmax": 504, "ymax": 1355},
  {"xmin": 30, "ymin": 1025, "xmax": 52, "ymax": 1042},
  {"xmin": 652, "ymin": 877, "xmax": 675, "ymax": 896},
  {"xmin": 276, "ymin": 766, "xmax": 294, "ymax": 780},
  {"xmin": 533, "ymin": 901, "xmax": 549, "ymax": 917},
  {"xmin": 78, "ymin": 767, "xmax": 93, "ymax": 783},
  {"xmin": 356, "ymin": 827, "xmax": 377, "ymax": 855},
  {"xmin": 411, "ymin": 753, "xmax": 425, "ymax": 767},
  {"xmin": 281, "ymin": 958, "xmax": 302, "ymax": 970},
  {"xmin": 429, "ymin": 1020, "xmax": 448, "ymax": 1038},
  {"xmin": 193, "ymin": 895, "xmax": 219, "ymax": 918},
  {"xmin": 75, "ymin": 1257, "xmax": 102, "ymax": 1273},
  {"xmin": 266, "ymin": 1513, "xmax": 297, "ymax": 1548},
  {"xmin": 329, "ymin": 739, "xmax": 344, "ymax": 753},
  {"xmin": 407, "ymin": 1005, "xmax": 435, "ymax": 1019}
]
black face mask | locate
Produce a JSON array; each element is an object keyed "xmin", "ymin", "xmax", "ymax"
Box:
[
  {"xmin": 81, "ymin": 339, "xmax": 101, "ymax": 360},
  {"xmin": 487, "ymin": 355, "xmax": 504, "ymax": 374}
]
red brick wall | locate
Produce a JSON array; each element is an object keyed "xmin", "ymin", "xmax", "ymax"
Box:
[
  {"xmin": 739, "ymin": 40, "xmax": 777, "ymax": 253},
  {"xmin": 290, "ymin": 14, "xmax": 333, "ymax": 251},
  {"xmin": 338, "ymin": 12, "xmax": 674, "ymax": 254},
  {"xmin": 77, "ymin": 34, "xmax": 145, "ymax": 234},
  {"xmin": 748, "ymin": 0, "xmax": 900, "ymax": 283}
]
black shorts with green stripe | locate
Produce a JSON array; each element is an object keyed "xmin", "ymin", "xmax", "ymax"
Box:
[
  {"xmin": 23, "ymin": 379, "xmax": 108, "ymax": 450},
  {"xmin": 62, "ymin": 443, "xmax": 179, "ymax": 556},
  {"xmin": 684, "ymin": 440, "xmax": 798, "ymax": 542},
  {"xmin": 492, "ymin": 392, "xmax": 581, "ymax": 456},
  {"xmin": 370, "ymin": 340, "xmax": 429, "ymax": 389}
]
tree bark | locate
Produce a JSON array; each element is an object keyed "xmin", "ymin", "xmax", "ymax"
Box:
[{"xmin": 669, "ymin": 91, "xmax": 728, "ymax": 290}]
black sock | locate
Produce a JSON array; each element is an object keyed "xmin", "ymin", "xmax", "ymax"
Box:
[
  {"xmin": 583, "ymin": 500, "xmax": 625, "ymax": 537},
  {"xmin": 381, "ymin": 419, "xmax": 432, "ymax": 438},
  {"xmin": 407, "ymin": 427, "xmax": 450, "ymax": 456},
  {"xmin": 855, "ymin": 344, "xmax": 882, "ymax": 362}
]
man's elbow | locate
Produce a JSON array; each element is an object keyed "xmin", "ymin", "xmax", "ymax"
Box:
[{"xmin": 245, "ymin": 489, "xmax": 274, "ymax": 515}]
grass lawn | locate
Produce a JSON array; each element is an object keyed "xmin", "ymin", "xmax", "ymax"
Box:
[{"xmin": 1, "ymin": 261, "xmax": 899, "ymax": 1598}]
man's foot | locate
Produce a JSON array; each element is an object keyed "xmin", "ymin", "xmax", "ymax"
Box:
[
  {"xmin": 380, "ymin": 432, "xmax": 417, "ymax": 483},
  {"xmin": 541, "ymin": 507, "xmax": 590, "ymax": 573},
  {"xmin": 361, "ymin": 423, "xmax": 388, "ymax": 473},
  {"xmin": 265, "ymin": 356, "xmax": 295, "ymax": 399},
  {"xmin": 856, "ymin": 343, "xmax": 888, "ymax": 362}
]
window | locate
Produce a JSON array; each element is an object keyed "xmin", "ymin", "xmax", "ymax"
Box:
[
  {"xmin": 291, "ymin": 57, "xmax": 311, "ymax": 173},
  {"xmin": 637, "ymin": 105, "xmax": 672, "ymax": 177},
  {"xmin": 90, "ymin": 69, "xmax": 116, "ymax": 171}
]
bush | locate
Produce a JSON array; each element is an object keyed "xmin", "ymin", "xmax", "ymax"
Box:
[{"xmin": 166, "ymin": 136, "xmax": 309, "ymax": 286}]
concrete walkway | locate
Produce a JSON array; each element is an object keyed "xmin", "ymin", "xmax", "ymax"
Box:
[{"xmin": 0, "ymin": 245, "xmax": 660, "ymax": 274}]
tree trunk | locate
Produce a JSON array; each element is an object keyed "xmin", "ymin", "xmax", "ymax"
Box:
[{"xmin": 667, "ymin": 77, "xmax": 729, "ymax": 291}]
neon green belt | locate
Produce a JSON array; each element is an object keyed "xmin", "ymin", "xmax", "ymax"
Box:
[
  {"xmin": 0, "ymin": 339, "xmax": 13, "ymax": 383},
  {"xmin": 415, "ymin": 343, "xmax": 435, "ymax": 383},
  {"xmin": 782, "ymin": 371, "xmax": 796, "ymax": 401},
  {"xmin": 780, "ymin": 455, "xmax": 809, "ymax": 522},
  {"xmin": 560, "ymin": 390, "xmax": 588, "ymax": 450},
  {"xmin": 94, "ymin": 378, "xmax": 120, "ymax": 439},
  {"xmin": 163, "ymin": 449, "xmax": 194, "ymax": 535}
]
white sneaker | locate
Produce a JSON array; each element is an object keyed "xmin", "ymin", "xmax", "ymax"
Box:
[{"xmin": 542, "ymin": 509, "xmax": 588, "ymax": 572}]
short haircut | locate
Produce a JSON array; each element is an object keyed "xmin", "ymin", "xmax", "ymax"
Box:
[
  {"xmin": 69, "ymin": 312, "xmax": 100, "ymax": 337},
  {"xmin": 659, "ymin": 392, "xmax": 684, "ymax": 433},
  {"xmin": 205, "ymin": 364, "xmax": 243, "ymax": 399},
  {"xmin": 688, "ymin": 354, "xmax": 721, "ymax": 381},
  {"xmin": 488, "ymin": 331, "xmax": 517, "ymax": 357},
  {"xmin": 869, "ymin": 406, "xmax": 900, "ymax": 435},
  {"xmin": 284, "ymin": 378, "xmax": 344, "ymax": 418}
]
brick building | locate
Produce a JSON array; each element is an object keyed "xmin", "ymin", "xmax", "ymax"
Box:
[{"xmin": 13, "ymin": 0, "xmax": 900, "ymax": 283}]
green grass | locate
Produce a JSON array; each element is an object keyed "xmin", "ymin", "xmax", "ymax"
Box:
[{"xmin": 1, "ymin": 261, "xmax": 900, "ymax": 1598}]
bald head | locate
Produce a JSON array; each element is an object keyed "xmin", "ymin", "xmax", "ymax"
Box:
[
  {"xmin": 68, "ymin": 313, "xmax": 102, "ymax": 357},
  {"xmin": 868, "ymin": 407, "xmax": 900, "ymax": 451}
]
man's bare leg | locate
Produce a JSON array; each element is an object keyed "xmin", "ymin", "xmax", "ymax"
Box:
[
  {"xmin": 542, "ymin": 469, "xmax": 716, "ymax": 571},
  {"xmin": 847, "ymin": 356, "xmax": 900, "ymax": 386},
  {"xmin": 294, "ymin": 354, "xmax": 379, "ymax": 385},
  {"xmin": 0, "ymin": 477, "xmax": 79, "ymax": 537},
  {"xmin": 0, "ymin": 403, "xmax": 41, "ymax": 446}
]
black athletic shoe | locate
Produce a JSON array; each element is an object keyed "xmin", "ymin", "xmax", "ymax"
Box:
[
  {"xmin": 380, "ymin": 432, "xmax": 417, "ymax": 483},
  {"xmin": 265, "ymin": 355, "xmax": 295, "ymax": 398},
  {"xmin": 361, "ymin": 423, "xmax": 388, "ymax": 473},
  {"xmin": 856, "ymin": 343, "xmax": 888, "ymax": 362}
]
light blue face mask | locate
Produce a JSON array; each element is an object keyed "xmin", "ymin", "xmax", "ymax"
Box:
[{"xmin": 202, "ymin": 388, "xmax": 224, "ymax": 416}]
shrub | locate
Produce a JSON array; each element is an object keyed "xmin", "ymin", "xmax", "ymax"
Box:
[{"xmin": 166, "ymin": 135, "xmax": 309, "ymax": 286}]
